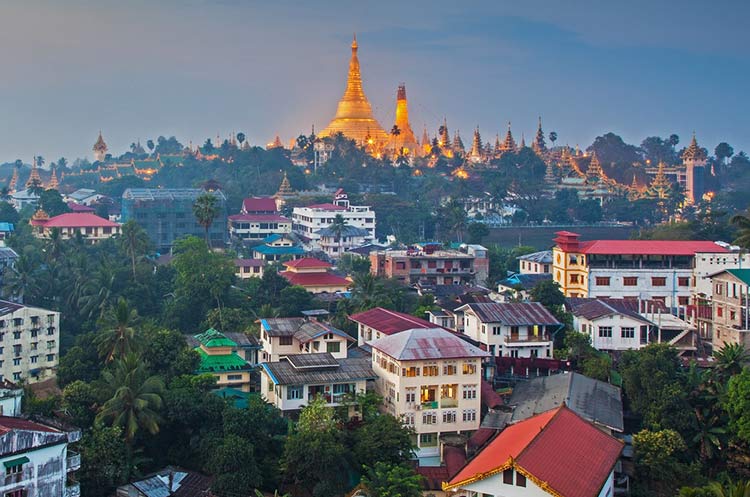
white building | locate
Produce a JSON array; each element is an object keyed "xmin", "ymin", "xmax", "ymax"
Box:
[
  {"xmin": 315, "ymin": 225, "xmax": 372, "ymax": 259},
  {"xmin": 259, "ymin": 315, "xmax": 354, "ymax": 362},
  {"xmin": 260, "ymin": 353, "xmax": 375, "ymax": 414},
  {"xmin": 369, "ymin": 328, "xmax": 488, "ymax": 458},
  {"xmin": 458, "ymin": 302, "xmax": 561, "ymax": 358},
  {"xmin": 0, "ymin": 416, "xmax": 81, "ymax": 497},
  {"xmin": 568, "ymin": 298, "xmax": 653, "ymax": 351},
  {"xmin": 348, "ymin": 306, "xmax": 440, "ymax": 347},
  {"xmin": 291, "ymin": 189, "xmax": 376, "ymax": 247},
  {"xmin": 10, "ymin": 190, "xmax": 39, "ymax": 211},
  {"xmin": 228, "ymin": 197, "xmax": 292, "ymax": 242},
  {"xmin": 517, "ymin": 250, "xmax": 552, "ymax": 275},
  {"xmin": 0, "ymin": 301, "xmax": 60, "ymax": 384},
  {"xmin": 0, "ymin": 380, "xmax": 23, "ymax": 417}
]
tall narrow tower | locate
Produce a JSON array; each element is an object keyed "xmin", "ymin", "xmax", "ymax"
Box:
[
  {"xmin": 388, "ymin": 84, "xmax": 418, "ymax": 156},
  {"xmin": 320, "ymin": 35, "xmax": 388, "ymax": 145},
  {"xmin": 682, "ymin": 134, "xmax": 707, "ymax": 204},
  {"xmin": 93, "ymin": 131, "xmax": 108, "ymax": 162}
]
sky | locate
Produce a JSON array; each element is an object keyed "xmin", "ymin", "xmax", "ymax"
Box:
[{"xmin": 1, "ymin": 0, "xmax": 748, "ymax": 163}]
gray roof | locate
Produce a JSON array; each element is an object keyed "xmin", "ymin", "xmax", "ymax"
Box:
[
  {"xmin": 457, "ymin": 302, "xmax": 561, "ymax": 326},
  {"xmin": 517, "ymin": 250, "xmax": 553, "ymax": 264},
  {"xmin": 566, "ymin": 298, "xmax": 652, "ymax": 324},
  {"xmin": 370, "ymin": 328, "xmax": 489, "ymax": 361},
  {"xmin": 122, "ymin": 188, "xmax": 226, "ymax": 201},
  {"xmin": 260, "ymin": 318, "xmax": 353, "ymax": 343},
  {"xmin": 261, "ymin": 355, "xmax": 375, "ymax": 385},
  {"xmin": 0, "ymin": 300, "xmax": 26, "ymax": 317},
  {"xmin": 508, "ymin": 372, "xmax": 624, "ymax": 432},
  {"xmin": 223, "ymin": 332, "xmax": 260, "ymax": 348}
]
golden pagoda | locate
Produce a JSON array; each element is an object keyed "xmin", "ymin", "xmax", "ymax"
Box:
[
  {"xmin": 499, "ymin": 122, "xmax": 517, "ymax": 153},
  {"xmin": 93, "ymin": 131, "xmax": 108, "ymax": 162},
  {"xmin": 47, "ymin": 167, "xmax": 59, "ymax": 190},
  {"xmin": 273, "ymin": 172, "xmax": 295, "ymax": 210},
  {"xmin": 468, "ymin": 127, "xmax": 483, "ymax": 163},
  {"xmin": 420, "ymin": 126, "xmax": 432, "ymax": 156},
  {"xmin": 648, "ymin": 161, "xmax": 672, "ymax": 199},
  {"xmin": 8, "ymin": 166, "xmax": 18, "ymax": 193},
  {"xmin": 26, "ymin": 157, "xmax": 42, "ymax": 189},
  {"xmin": 320, "ymin": 35, "xmax": 388, "ymax": 146},
  {"xmin": 386, "ymin": 84, "xmax": 419, "ymax": 157},
  {"xmin": 586, "ymin": 152, "xmax": 604, "ymax": 183},
  {"xmin": 532, "ymin": 116, "xmax": 547, "ymax": 154}
]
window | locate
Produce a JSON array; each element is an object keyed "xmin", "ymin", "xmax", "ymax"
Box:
[
  {"xmin": 462, "ymin": 362, "xmax": 477, "ymax": 375},
  {"xmin": 402, "ymin": 413, "xmax": 414, "ymax": 426},
  {"xmin": 405, "ymin": 388, "xmax": 416, "ymax": 403},
  {"xmin": 717, "ymin": 307, "xmax": 723, "ymax": 318},
  {"xmin": 570, "ymin": 274, "xmax": 580, "ymax": 284},
  {"xmin": 5, "ymin": 489, "xmax": 24, "ymax": 497},
  {"xmin": 679, "ymin": 296, "xmax": 690, "ymax": 306},
  {"xmin": 422, "ymin": 412, "xmax": 437, "ymax": 425},
  {"xmin": 443, "ymin": 364, "xmax": 457, "ymax": 375},
  {"xmin": 678, "ymin": 277, "xmax": 690, "ymax": 286},
  {"xmin": 12, "ymin": 332, "xmax": 20, "ymax": 340},
  {"xmin": 420, "ymin": 433, "xmax": 437, "ymax": 447},
  {"xmin": 423, "ymin": 365, "xmax": 439, "ymax": 376},
  {"xmin": 598, "ymin": 326, "xmax": 613, "ymax": 338},
  {"xmin": 503, "ymin": 469, "xmax": 514, "ymax": 485},
  {"xmin": 30, "ymin": 329, "xmax": 38, "ymax": 338},
  {"xmin": 621, "ymin": 327, "xmax": 635, "ymax": 339},
  {"xmin": 442, "ymin": 410, "xmax": 457, "ymax": 423},
  {"xmin": 462, "ymin": 384, "xmax": 477, "ymax": 399},
  {"xmin": 624, "ymin": 277, "xmax": 638, "ymax": 286},
  {"xmin": 279, "ymin": 336, "xmax": 293, "ymax": 346},
  {"xmin": 46, "ymin": 354, "xmax": 55, "ymax": 361},
  {"xmin": 12, "ymin": 358, "xmax": 20, "ymax": 366},
  {"xmin": 596, "ymin": 277, "xmax": 610, "ymax": 286},
  {"xmin": 652, "ymin": 277, "xmax": 667, "ymax": 287},
  {"xmin": 516, "ymin": 473, "xmax": 527, "ymax": 487},
  {"xmin": 326, "ymin": 342, "xmax": 340, "ymax": 354},
  {"xmin": 402, "ymin": 366, "xmax": 420, "ymax": 377},
  {"xmin": 491, "ymin": 326, "xmax": 501, "ymax": 335},
  {"xmin": 462, "ymin": 409, "xmax": 477, "ymax": 422},
  {"xmin": 287, "ymin": 385, "xmax": 303, "ymax": 400},
  {"xmin": 30, "ymin": 356, "xmax": 38, "ymax": 364},
  {"xmin": 333, "ymin": 383, "xmax": 352, "ymax": 395}
]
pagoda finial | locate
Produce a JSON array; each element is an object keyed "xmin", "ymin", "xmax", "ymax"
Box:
[{"xmin": 352, "ymin": 33, "xmax": 358, "ymax": 50}]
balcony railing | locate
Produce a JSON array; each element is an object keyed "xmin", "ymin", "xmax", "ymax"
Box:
[
  {"xmin": 505, "ymin": 334, "xmax": 552, "ymax": 344},
  {"xmin": 440, "ymin": 398, "xmax": 458, "ymax": 408},
  {"xmin": 421, "ymin": 400, "xmax": 438, "ymax": 409},
  {"xmin": 65, "ymin": 481, "xmax": 81, "ymax": 497},
  {"xmin": 67, "ymin": 451, "xmax": 81, "ymax": 471}
]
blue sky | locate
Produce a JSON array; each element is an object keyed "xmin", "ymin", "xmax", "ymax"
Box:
[{"xmin": 0, "ymin": 0, "xmax": 747, "ymax": 163}]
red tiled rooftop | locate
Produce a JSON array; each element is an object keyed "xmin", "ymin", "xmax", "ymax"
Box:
[
  {"xmin": 67, "ymin": 202, "xmax": 95, "ymax": 212},
  {"xmin": 234, "ymin": 258, "xmax": 263, "ymax": 267},
  {"xmin": 34, "ymin": 213, "xmax": 119, "ymax": 228},
  {"xmin": 578, "ymin": 239, "xmax": 726, "ymax": 256},
  {"xmin": 283, "ymin": 258, "xmax": 331, "ymax": 269},
  {"xmin": 349, "ymin": 307, "xmax": 436, "ymax": 335},
  {"xmin": 0, "ymin": 416, "xmax": 61, "ymax": 435},
  {"xmin": 242, "ymin": 197, "xmax": 278, "ymax": 213},
  {"xmin": 447, "ymin": 406, "xmax": 623, "ymax": 497},
  {"xmin": 280, "ymin": 271, "xmax": 350, "ymax": 288}
]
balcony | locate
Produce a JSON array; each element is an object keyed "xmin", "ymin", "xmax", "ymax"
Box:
[
  {"xmin": 67, "ymin": 451, "xmax": 81, "ymax": 471},
  {"xmin": 421, "ymin": 400, "xmax": 438, "ymax": 409},
  {"xmin": 504, "ymin": 334, "xmax": 552, "ymax": 344},
  {"xmin": 65, "ymin": 481, "xmax": 81, "ymax": 497},
  {"xmin": 440, "ymin": 398, "xmax": 458, "ymax": 408}
]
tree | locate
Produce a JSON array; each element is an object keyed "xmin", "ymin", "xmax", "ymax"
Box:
[
  {"xmin": 529, "ymin": 279, "xmax": 566, "ymax": 309},
  {"xmin": 328, "ymin": 213, "xmax": 350, "ymax": 256},
  {"xmin": 467, "ymin": 222, "xmax": 489, "ymax": 244},
  {"xmin": 725, "ymin": 368, "xmax": 750, "ymax": 444},
  {"xmin": 205, "ymin": 434, "xmax": 261, "ymax": 497},
  {"xmin": 715, "ymin": 143, "xmax": 734, "ymax": 165},
  {"xmin": 549, "ymin": 131, "xmax": 557, "ymax": 147},
  {"xmin": 707, "ymin": 480, "xmax": 750, "ymax": 497},
  {"xmin": 78, "ymin": 426, "xmax": 129, "ymax": 497},
  {"xmin": 96, "ymin": 353, "xmax": 165, "ymax": 445},
  {"xmin": 2, "ymin": 253, "xmax": 40, "ymax": 303},
  {"xmin": 237, "ymin": 132, "xmax": 246, "ymax": 148},
  {"xmin": 0, "ymin": 202, "xmax": 19, "ymax": 225},
  {"xmin": 731, "ymin": 212, "xmax": 750, "ymax": 250},
  {"xmin": 94, "ymin": 298, "xmax": 140, "ymax": 363},
  {"xmin": 361, "ymin": 463, "xmax": 423, "ymax": 497},
  {"xmin": 193, "ymin": 192, "xmax": 220, "ymax": 245},
  {"xmin": 146, "ymin": 139, "xmax": 155, "ymax": 155},
  {"xmin": 713, "ymin": 344, "xmax": 749, "ymax": 382},
  {"xmin": 350, "ymin": 414, "xmax": 415, "ymax": 469},
  {"xmin": 279, "ymin": 285, "xmax": 314, "ymax": 317},
  {"xmin": 119, "ymin": 220, "xmax": 151, "ymax": 280},
  {"xmin": 633, "ymin": 429, "xmax": 698, "ymax": 497}
]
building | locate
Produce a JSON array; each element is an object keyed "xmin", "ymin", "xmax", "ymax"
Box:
[
  {"xmin": 0, "ymin": 223, "xmax": 15, "ymax": 241},
  {"xmin": 458, "ymin": 302, "xmax": 561, "ymax": 358},
  {"xmin": 29, "ymin": 212, "xmax": 120, "ymax": 243},
  {"xmin": 251, "ymin": 234, "xmax": 305, "ymax": 262},
  {"xmin": 568, "ymin": 298, "xmax": 654, "ymax": 351},
  {"xmin": 349, "ymin": 307, "xmax": 440, "ymax": 347},
  {"xmin": 552, "ymin": 231, "xmax": 727, "ymax": 310},
  {"xmin": 10, "ymin": 189, "xmax": 39, "ymax": 211},
  {"xmin": 682, "ymin": 134, "xmax": 707, "ymax": 205},
  {"xmin": 517, "ymin": 250, "xmax": 552, "ymax": 275},
  {"xmin": 710, "ymin": 269, "xmax": 750, "ymax": 350},
  {"xmin": 369, "ymin": 328, "xmax": 489, "ymax": 458},
  {"xmin": 260, "ymin": 353, "xmax": 375, "ymax": 415},
  {"xmin": 193, "ymin": 328, "xmax": 253, "ymax": 392},
  {"xmin": 93, "ymin": 131, "xmax": 108, "ymax": 162},
  {"xmin": 234, "ymin": 259, "xmax": 264, "ymax": 279},
  {"xmin": 291, "ymin": 189, "xmax": 376, "ymax": 247},
  {"xmin": 443, "ymin": 406, "xmax": 623, "ymax": 497},
  {"xmin": 0, "ymin": 416, "xmax": 81, "ymax": 497},
  {"xmin": 228, "ymin": 197, "xmax": 292, "ymax": 243},
  {"xmin": 116, "ymin": 467, "xmax": 212, "ymax": 497},
  {"xmin": 370, "ymin": 243, "xmax": 489, "ymax": 286},
  {"xmin": 0, "ymin": 300, "xmax": 60, "ymax": 384},
  {"xmin": 259, "ymin": 314, "xmax": 353, "ymax": 362},
  {"xmin": 318, "ymin": 35, "xmax": 389, "ymax": 148},
  {"xmin": 0, "ymin": 380, "xmax": 23, "ymax": 417},
  {"xmin": 279, "ymin": 258, "xmax": 351, "ymax": 294},
  {"xmin": 121, "ymin": 188, "xmax": 227, "ymax": 251},
  {"xmin": 508, "ymin": 372, "xmax": 624, "ymax": 433},
  {"xmin": 316, "ymin": 225, "xmax": 372, "ymax": 259},
  {"xmin": 0, "ymin": 246, "xmax": 18, "ymax": 288},
  {"xmin": 496, "ymin": 273, "xmax": 552, "ymax": 302}
]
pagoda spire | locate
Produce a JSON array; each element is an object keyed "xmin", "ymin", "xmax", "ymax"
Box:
[
  {"xmin": 46, "ymin": 166, "xmax": 59, "ymax": 190},
  {"xmin": 452, "ymin": 130, "xmax": 465, "ymax": 154},
  {"xmin": 389, "ymin": 83, "xmax": 418, "ymax": 156},
  {"xmin": 469, "ymin": 127, "xmax": 483, "ymax": 161},
  {"xmin": 500, "ymin": 122, "xmax": 516, "ymax": 152},
  {"xmin": 439, "ymin": 118, "xmax": 450, "ymax": 148},
  {"xmin": 649, "ymin": 161, "xmax": 672, "ymax": 199},
  {"xmin": 93, "ymin": 131, "xmax": 108, "ymax": 162},
  {"xmin": 682, "ymin": 132, "xmax": 706, "ymax": 162},
  {"xmin": 586, "ymin": 151, "xmax": 604, "ymax": 183},
  {"xmin": 26, "ymin": 157, "xmax": 42, "ymax": 189},
  {"xmin": 8, "ymin": 165, "xmax": 18, "ymax": 193},
  {"xmin": 533, "ymin": 116, "xmax": 547, "ymax": 153},
  {"xmin": 493, "ymin": 134, "xmax": 501, "ymax": 155},
  {"xmin": 520, "ymin": 133, "xmax": 526, "ymax": 149}
]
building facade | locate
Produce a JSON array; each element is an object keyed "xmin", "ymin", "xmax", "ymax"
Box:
[
  {"xmin": 29, "ymin": 212, "xmax": 120, "ymax": 243},
  {"xmin": 710, "ymin": 269, "xmax": 750, "ymax": 350},
  {"xmin": 517, "ymin": 250, "xmax": 552, "ymax": 275},
  {"xmin": 228, "ymin": 196, "xmax": 292, "ymax": 243},
  {"xmin": 278, "ymin": 258, "xmax": 351, "ymax": 294},
  {"xmin": 193, "ymin": 328, "xmax": 253, "ymax": 392},
  {"xmin": 0, "ymin": 301, "xmax": 60, "ymax": 384},
  {"xmin": 291, "ymin": 190, "xmax": 376, "ymax": 246},
  {"xmin": 121, "ymin": 188, "xmax": 227, "ymax": 251},
  {"xmin": 369, "ymin": 328, "xmax": 488, "ymax": 458},
  {"xmin": 259, "ymin": 316, "xmax": 353, "ymax": 362},
  {"xmin": 568, "ymin": 298, "xmax": 653, "ymax": 351}
]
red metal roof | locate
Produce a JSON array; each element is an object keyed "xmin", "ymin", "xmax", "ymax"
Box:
[
  {"xmin": 279, "ymin": 271, "xmax": 350, "ymax": 288},
  {"xmin": 228, "ymin": 214, "xmax": 289, "ymax": 222},
  {"xmin": 0, "ymin": 416, "xmax": 61, "ymax": 435},
  {"xmin": 578, "ymin": 239, "xmax": 726, "ymax": 256},
  {"xmin": 242, "ymin": 197, "xmax": 278, "ymax": 213},
  {"xmin": 35, "ymin": 213, "xmax": 119, "ymax": 228},
  {"xmin": 481, "ymin": 380, "xmax": 504, "ymax": 409},
  {"xmin": 447, "ymin": 407, "xmax": 622, "ymax": 497},
  {"xmin": 370, "ymin": 328, "xmax": 488, "ymax": 361},
  {"xmin": 459, "ymin": 302, "xmax": 561, "ymax": 326},
  {"xmin": 283, "ymin": 258, "xmax": 332, "ymax": 269},
  {"xmin": 349, "ymin": 307, "xmax": 436, "ymax": 335}
]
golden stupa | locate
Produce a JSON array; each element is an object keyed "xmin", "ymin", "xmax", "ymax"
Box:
[
  {"xmin": 386, "ymin": 84, "xmax": 419, "ymax": 156},
  {"xmin": 320, "ymin": 34, "xmax": 388, "ymax": 145}
]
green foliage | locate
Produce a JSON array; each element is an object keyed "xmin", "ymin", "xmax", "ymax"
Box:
[
  {"xmin": 726, "ymin": 368, "xmax": 750, "ymax": 444},
  {"xmin": 0, "ymin": 201, "xmax": 19, "ymax": 224},
  {"xmin": 350, "ymin": 414, "xmax": 415, "ymax": 470},
  {"xmin": 279, "ymin": 285, "xmax": 315, "ymax": 316},
  {"xmin": 361, "ymin": 463, "xmax": 423, "ymax": 497},
  {"xmin": 62, "ymin": 380, "xmax": 101, "ymax": 428},
  {"xmin": 337, "ymin": 253, "xmax": 371, "ymax": 276},
  {"xmin": 633, "ymin": 429, "xmax": 701, "ymax": 497},
  {"xmin": 204, "ymin": 434, "xmax": 261, "ymax": 497},
  {"xmin": 467, "ymin": 221, "xmax": 489, "ymax": 244},
  {"xmin": 78, "ymin": 426, "xmax": 129, "ymax": 497},
  {"xmin": 193, "ymin": 192, "xmax": 220, "ymax": 244},
  {"xmin": 38, "ymin": 189, "xmax": 69, "ymax": 216}
]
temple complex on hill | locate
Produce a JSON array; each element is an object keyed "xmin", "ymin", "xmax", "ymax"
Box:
[{"xmin": 319, "ymin": 35, "xmax": 389, "ymax": 149}]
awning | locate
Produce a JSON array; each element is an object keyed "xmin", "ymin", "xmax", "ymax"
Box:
[{"xmin": 3, "ymin": 456, "xmax": 30, "ymax": 468}]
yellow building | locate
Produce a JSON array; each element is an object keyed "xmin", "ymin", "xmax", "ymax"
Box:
[
  {"xmin": 552, "ymin": 231, "xmax": 589, "ymax": 297},
  {"xmin": 193, "ymin": 328, "xmax": 253, "ymax": 392}
]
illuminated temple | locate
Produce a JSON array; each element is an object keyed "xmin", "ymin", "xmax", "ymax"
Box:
[{"xmin": 320, "ymin": 35, "xmax": 389, "ymax": 147}]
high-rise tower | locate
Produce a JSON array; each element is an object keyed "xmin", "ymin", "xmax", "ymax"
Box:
[{"xmin": 320, "ymin": 35, "xmax": 388, "ymax": 145}]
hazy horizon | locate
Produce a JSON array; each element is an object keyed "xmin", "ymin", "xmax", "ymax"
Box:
[{"xmin": 1, "ymin": 0, "xmax": 748, "ymax": 163}]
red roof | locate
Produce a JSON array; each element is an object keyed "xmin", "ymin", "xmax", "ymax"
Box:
[
  {"xmin": 304, "ymin": 203, "xmax": 347, "ymax": 211},
  {"xmin": 447, "ymin": 407, "xmax": 622, "ymax": 497},
  {"xmin": 228, "ymin": 214, "xmax": 289, "ymax": 222},
  {"xmin": 349, "ymin": 307, "xmax": 437, "ymax": 335},
  {"xmin": 34, "ymin": 213, "xmax": 119, "ymax": 228},
  {"xmin": 67, "ymin": 202, "xmax": 95, "ymax": 212},
  {"xmin": 0, "ymin": 416, "xmax": 61, "ymax": 435},
  {"xmin": 481, "ymin": 380, "xmax": 504, "ymax": 409},
  {"xmin": 283, "ymin": 258, "xmax": 332, "ymax": 269},
  {"xmin": 242, "ymin": 197, "xmax": 278, "ymax": 213},
  {"xmin": 578, "ymin": 239, "xmax": 726, "ymax": 256},
  {"xmin": 279, "ymin": 271, "xmax": 350, "ymax": 288}
]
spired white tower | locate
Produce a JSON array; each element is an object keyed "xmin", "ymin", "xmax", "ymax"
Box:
[
  {"xmin": 682, "ymin": 134, "xmax": 707, "ymax": 205},
  {"xmin": 93, "ymin": 131, "xmax": 108, "ymax": 162}
]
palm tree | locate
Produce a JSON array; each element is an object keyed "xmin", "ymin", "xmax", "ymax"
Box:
[
  {"xmin": 94, "ymin": 298, "xmax": 140, "ymax": 362},
  {"xmin": 731, "ymin": 212, "xmax": 750, "ymax": 250},
  {"xmin": 549, "ymin": 131, "xmax": 558, "ymax": 147},
  {"xmin": 692, "ymin": 407, "xmax": 727, "ymax": 465},
  {"xmin": 193, "ymin": 193, "xmax": 219, "ymax": 246},
  {"xmin": 78, "ymin": 256, "xmax": 118, "ymax": 320},
  {"xmin": 2, "ymin": 254, "xmax": 40, "ymax": 303},
  {"xmin": 119, "ymin": 220, "xmax": 151, "ymax": 280},
  {"xmin": 96, "ymin": 353, "xmax": 164, "ymax": 471},
  {"xmin": 707, "ymin": 480, "xmax": 750, "ymax": 497},
  {"xmin": 328, "ymin": 214, "xmax": 350, "ymax": 258},
  {"xmin": 43, "ymin": 228, "xmax": 66, "ymax": 263},
  {"xmin": 713, "ymin": 343, "xmax": 749, "ymax": 381}
]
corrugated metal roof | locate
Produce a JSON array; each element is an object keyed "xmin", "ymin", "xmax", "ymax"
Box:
[
  {"xmin": 260, "ymin": 318, "xmax": 353, "ymax": 342},
  {"xmin": 370, "ymin": 328, "xmax": 488, "ymax": 361},
  {"xmin": 517, "ymin": 250, "xmax": 552, "ymax": 264},
  {"xmin": 579, "ymin": 239, "xmax": 726, "ymax": 256},
  {"xmin": 349, "ymin": 307, "xmax": 437, "ymax": 335},
  {"xmin": 458, "ymin": 302, "xmax": 561, "ymax": 326},
  {"xmin": 261, "ymin": 356, "xmax": 375, "ymax": 385},
  {"xmin": 567, "ymin": 298, "xmax": 653, "ymax": 324}
]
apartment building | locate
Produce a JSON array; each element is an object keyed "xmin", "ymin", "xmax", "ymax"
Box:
[
  {"xmin": 348, "ymin": 307, "xmax": 439, "ymax": 347},
  {"xmin": 552, "ymin": 231, "xmax": 727, "ymax": 310},
  {"xmin": 370, "ymin": 243, "xmax": 489, "ymax": 286},
  {"xmin": 369, "ymin": 328, "xmax": 488, "ymax": 458},
  {"xmin": 457, "ymin": 302, "xmax": 561, "ymax": 358},
  {"xmin": 292, "ymin": 189, "xmax": 376, "ymax": 246},
  {"xmin": 710, "ymin": 269, "xmax": 750, "ymax": 350},
  {"xmin": 259, "ymin": 315, "xmax": 353, "ymax": 362},
  {"xmin": 228, "ymin": 197, "xmax": 292, "ymax": 243},
  {"xmin": 0, "ymin": 301, "xmax": 60, "ymax": 384}
]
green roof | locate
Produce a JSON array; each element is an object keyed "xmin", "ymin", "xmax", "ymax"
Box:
[
  {"xmin": 194, "ymin": 328, "xmax": 237, "ymax": 348},
  {"xmin": 195, "ymin": 348, "xmax": 250, "ymax": 373},
  {"xmin": 727, "ymin": 269, "xmax": 750, "ymax": 285}
]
